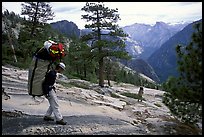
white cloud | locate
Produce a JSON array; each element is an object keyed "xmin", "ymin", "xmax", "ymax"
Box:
[
  {"xmin": 104, "ymin": 2, "xmax": 202, "ymax": 26},
  {"xmin": 50, "ymin": 2, "xmax": 85, "ymax": 13},
  {"xmin": 2, "ymin": 2, "xmax": 202, "ymax": 29},
  {"xmin": 2, "ymin": 2, "xmax": 22, "ymax": 14}
]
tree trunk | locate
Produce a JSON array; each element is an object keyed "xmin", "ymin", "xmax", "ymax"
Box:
[
  {"xmin": 76, "ymin": 65, "xmax": 79, "ymax": 75},
  {"xmin": 7, "ymin": 32, "xmax": 17, "ymax": 63},
  {"xmin": 30, "ymin": 2, "xmax": 39, "ymax": 37},
  {"xmin": 83, "ymin": 62, "xmax": 87, "ymax": 78},
  {"xmin": 2, "ymin": 14, "xmax": 18, "ymax": 63},
  {"xmin": 96, "ymin": 10, "xmax": 104, "ymax": 87},
  {"xmin": 107, "ymin": 73, "xmax": 111, "ymax": 87},
  {"xmin": 99, "ymin": 57, "xmax": 104, "ymax": 87},
  {"xmin": 4, "ymin": 21, "xmax": 18, "ymax": 63},
  {"xmin": 106, "ymin": 58, "xmax": 111, "ymax": 87}
]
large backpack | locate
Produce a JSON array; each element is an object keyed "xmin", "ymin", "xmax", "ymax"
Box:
[
  {"xmin": 44, "ymin": 40, "xmax": 66, "ymax": 61},
  {"xmin": 28, "ymin": 57, "xmax": 54, "ymax": 97},
  {"xmin": 28, "ymin": 41, "xmax": 66, "ymax": 97},
  {"xmin": 49, "ymin": 43, "xmax": 65, "ymax": 60}
]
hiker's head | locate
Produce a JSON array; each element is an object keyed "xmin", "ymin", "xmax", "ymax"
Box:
[
  {"xmin": 140, "ymin": 86, "xmax": 143, "ymax": 90},
  {"xmin": 56, "ymin": 62, "xmax": 66, "ymax": 73}
]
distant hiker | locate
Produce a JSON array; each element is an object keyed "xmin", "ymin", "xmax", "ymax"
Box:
[
  {"xmin": 138, "ymin": 86, "xmax": 144, "ymax": 102},
  {"xmin": 28, "ymin": 40, "xmax": 66, "ymax": 97},
  {"xmin": 42, "ymin": 62, "xmax": 67, "ymax": 125},
  {"xmin": 2, "ymin": 87, "xmax": 10, "ymax": 100}
]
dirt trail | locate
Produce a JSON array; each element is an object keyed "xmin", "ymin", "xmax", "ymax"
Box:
[{"xmin": 2, "ymin": 65, "xmax": 202, "ymax": 135}]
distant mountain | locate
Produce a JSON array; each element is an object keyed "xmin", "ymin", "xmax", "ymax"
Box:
[
  {"xmin": 124, "ymin": 37, "xmax": 143, "ymax": 58},
  {"xmin": 121, "ymin": 58, "xmax": 160, "ymax": 83},
  {"xmin": 147, "ymin": 19, "xmax": 202, "ymax": 83},
  {"xmin": 80, "ymin": 29, "xmax": 144, "ymax": 58},
  {"xmin": 50, "ymin": 20, "xmax": 80, "ymax": 38},
  {"xmin": 80, "ymin": 28, "xmax": 92, "ymax": 36},
  {"xmin": 122, "ymin": 22, "xmax": 189, "ymax": 59},
  {"xmin": 80, "ymin": 28, "xmax": 159, "ymax": 83}
]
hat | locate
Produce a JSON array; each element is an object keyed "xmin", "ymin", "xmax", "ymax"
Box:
[{"xmin": 58, "ymin": 62, "xmax": 66, "ymax": 70}]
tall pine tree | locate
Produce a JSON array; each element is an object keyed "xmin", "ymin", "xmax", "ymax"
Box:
[
  {"xmin": 21, "ymin": 2, "xmax": 54, "ymax": 38},
  {"xmin": 163, "ymin": 21, "xmax": 202, "ymax": 124},
  {"xmin": 81, "ymin": 2, "xmax": 130, "ymax": 87}
]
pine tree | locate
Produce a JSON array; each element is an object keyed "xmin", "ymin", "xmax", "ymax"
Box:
[
  {"xmin": 67, "ymin": 39, "xmax": 97, "ymax": 80},
  {"xmin": 21, "ymin": 2, "xmax": 54, "ymax": 38},
  {"xmin": 81, "ymin": 2, "xmax": 131, "ymax": 87},
  {"xmin": 163, "ymin": 21, "xmax": 202, "ymax": 124},
  {"xmin": 2, "ymin": 10, "xmax": 18, "ymax": 63}
]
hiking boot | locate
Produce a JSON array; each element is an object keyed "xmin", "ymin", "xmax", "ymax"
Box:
[
  {"xmin": 43, "ymin": 116, "xmax": 54, "ymax": 121},
  {"xmin": 56, "ymin": 119, "xmax": 67, "ymax": 125}
]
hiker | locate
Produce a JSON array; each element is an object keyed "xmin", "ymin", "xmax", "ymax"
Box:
[
  {"xmin": 138, "ymin": 86, "xmax": 144, "ymax": 102},
  {"xmin": 42, "ymin": 62, "xmax": 67, "ymax": 125},
  {"xmin": 28, "ymin": 40, "xmax": 66, "ymax": 97},
  {"xmin": 2, "ymin": 87, "xmax": 10, "ymax": 100}
]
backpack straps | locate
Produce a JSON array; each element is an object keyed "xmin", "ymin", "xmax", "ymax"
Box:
[
  {"xmin": 46, "ymin": 61, "xmax": 54, "ymax": 75},
  {"xmin": 58, "ymin": 47, "xmax": 62, "ymax": 61},
  {"xmin": 29, "ymin": 57, "xmax": 38, "ymax": 96}
]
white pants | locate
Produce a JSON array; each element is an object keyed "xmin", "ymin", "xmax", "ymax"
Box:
[{"xmin": 44, "ymin": 89, "xmax": 63, "ymax": 121}]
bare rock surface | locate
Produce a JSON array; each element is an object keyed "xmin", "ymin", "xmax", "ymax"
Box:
[{"xmin": 2, "ymin": 65, "xmax": 202, "ymax": 135}]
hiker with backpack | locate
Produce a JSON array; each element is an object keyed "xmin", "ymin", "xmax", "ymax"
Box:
[
  {"xmin": 138, "ymin": 86, "xmax": 144, "ymax": 102},
  {"xmin": 28, "ymin": 40, "xmax": 66, "ymax": 97},
  {"xmin": 27, "ymin": 40, "xmax": 67, "ymax": 125},
  {"xmin": 42, "ymin": 62, "xmax": 67, "ymax": 125}
]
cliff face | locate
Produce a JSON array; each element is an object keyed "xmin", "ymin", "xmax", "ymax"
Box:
[
  {"xmin": 122, "ymin": 21, "xmax": 189, "ymax": 59},
  {"xmin": 50, "ymin": 20, "xmax": 80, "ymax": 38},
  {"xmin": 2, "ymin": 65, "xmax": 202, "ymax": 135},
  {"xmin": 147, "ymin": 19, "xmax": 202, "ymax": 82}
]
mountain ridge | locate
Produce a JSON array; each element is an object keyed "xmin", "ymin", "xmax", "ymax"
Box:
[
  {"xmin": 147, "ymin": 19, "xmax": 202, "ymax": 82},
  {"xmin": 122, "ymin": 21, "xmax": 190, "ymax": 59},
  {"xmin": 50, "ymin": 20, "xmax": 80, "ymax": 38}
]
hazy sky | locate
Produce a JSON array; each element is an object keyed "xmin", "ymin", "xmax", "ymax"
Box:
[{"xmin": 2, "ymin": 2, "xmax": 202, "ymax": 29}]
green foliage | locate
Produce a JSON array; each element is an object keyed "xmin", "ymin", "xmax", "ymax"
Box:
[
  {"xmin": 11, "ymin": 57, "xmax": 33, "ymax": 69},
  {"xmin": 68, "ymin": 81, "xmax": 90, "ymax": 90},
  {"xmin": 21, "ymin": 40, "xmax": 43, "ymax": 56},
  {"xmin": 2, "ymin": 43, "xmax": 15, "ymax": 65},
  {"xmin": 87, "ymin": 73, "xmax": 98, "ymax": 83},
  {"xmin": 2, "ymin": 41, "xmax": 33, "ymax": 68},
  {"xmin": 21, "ymin": 2, "xmax": 54, "ymax": 23},
  {"xmin": 163, "ymin": 22, "xmax": 202, "ymax": 124},
  {"xmin": 2, "ymin": 10, "xmax": 68, "ymax": 69},
  {"xmin": 66, "ymin": 38, "xmax": 98, "ymax": 81},
  {"xmin": 105, "ymin": 58, "xmax": 159, "ymax": 88},
  {"xmin": 81, "ymin": 2, "xmax": 131, "ymax": 87},
  {"xmin": 113, "ymin": 67, "xmax": 151, "ymax": 87},
  {"xmin": 21, "ymin": 2, "xmax": 55, "ymax": 38},
  {"xmin": 2, "ymin": 10, "xmax": 23, "ymax": 25},
  {"xmin": 2, "ymin": 6, "xmax": 159, "ymax": 92}
]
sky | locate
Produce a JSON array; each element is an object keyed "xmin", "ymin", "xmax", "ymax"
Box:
[{"xmin": 2, "ymin": 2, "xmax": 202, "ymax": 29}]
